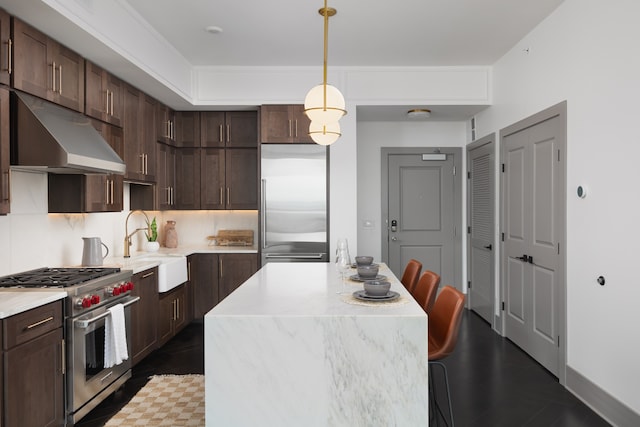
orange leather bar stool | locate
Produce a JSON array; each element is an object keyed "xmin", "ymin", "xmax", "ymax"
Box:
[
  {"xmin": 400, "ymin": 259, "xmax": 422, "ymax": 293},
  {"xmin": 428, "ymin": 285, "xmax": 465, "ymax": 426},
  {"xmin": 412, "ymin": 270, "xmax": 440, "ymax": 314}
]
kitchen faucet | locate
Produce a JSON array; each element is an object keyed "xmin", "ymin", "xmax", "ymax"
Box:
[{"xmin": 124, "ymin": 210, "xmax": 151, "ymax": 258}]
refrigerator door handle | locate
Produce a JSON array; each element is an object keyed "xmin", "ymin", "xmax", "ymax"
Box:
[
  {"xmin": 265, "ymin": 254, "xmax": 325, "ymax": 259},
  {"xmin": 261, "ymin": 179, "xmax": 267, "ymax": 249}
]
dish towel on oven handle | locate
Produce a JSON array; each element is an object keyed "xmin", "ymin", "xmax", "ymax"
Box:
[{"xmin": 104, "ymin": 303, "xmax": 128, "ymax": 368}]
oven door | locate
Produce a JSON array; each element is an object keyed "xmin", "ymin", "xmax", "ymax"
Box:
[{"xmin": 68, "ymin": 295, "xmax": 139, "ymax": 418}]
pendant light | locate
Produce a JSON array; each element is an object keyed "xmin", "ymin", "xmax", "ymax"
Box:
[{"xmin": 304, "ymin": 1, "xmax": 346, "ymax": 145}]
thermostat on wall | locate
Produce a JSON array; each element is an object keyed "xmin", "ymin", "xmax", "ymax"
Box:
[{"xmin": 577, "ymin": 185, "xmax": 587, "ymax": 198}]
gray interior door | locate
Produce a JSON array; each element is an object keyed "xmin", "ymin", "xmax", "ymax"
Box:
[
  {"xmin": 384, "ymin": 150, "xmax": 459, "ymax": 289},
  {"xmin": 502, "ymin": 108, "xmax": 565, "ymax": 378},
  {"xmin": 467, "ymin": 136, "xmax": 495, "ymax": 324}
]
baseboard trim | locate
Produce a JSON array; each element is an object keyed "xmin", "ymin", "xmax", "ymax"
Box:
[{"xmin": 566, "ymin": 366, "xmax": 640, "ymax": 427}]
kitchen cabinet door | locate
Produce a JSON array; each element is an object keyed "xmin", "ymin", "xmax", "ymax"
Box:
[
  {"xmin": 157, "ymin": 142, "xmax": 176, "ymax": 210},
  {"xmin": 12, "ymin": 18, "xmax": 49, "ymax": 100},
  {"xmin": 218, "ymin": 254, "xmax": 258, "ymax": 302},
  {"xmin": 260, "ymin": 104, "xmax": 313, "ymax": 144},
  {"xmin": 200, "ymin": 148, "xmax": 225, "ymax": 210},
  {"xmin": 0, "ymin": 10, "xmax": 10, "ymax": 86},
  {"xmin": 157, "ymin": 103, "xmax": 176, "ymax": 146},
  {"xmin": 175, "ymin": 111, "xmax": 200, "ymax": 147},
  {"xmin": 201, "ymin": 111, "xmax": 257, "ymax": 148},
  {"xmin": 176, "ymin": 147, "xmax": 201, "ymax": 210},
  {"xmin": 158, "ymin": 284, "xmax": 186, "ymax": 347},
  {"xmin": 12, "ymin": 18, "xmax": 84, "ymax": 112},
  {"xmin": 85, "ymin": 61, "xmax": 123, "ymax": 126},
  {"xmin": 225, "ymin": 148, "xmax": 258, "ymax": 210},
  {"xmin": 131, "ymin": 268, "xmax": 159, "ymax": 366},
  {"xmin": 190, "ymin": 253, "xmax": 219, "ymax": 318},
  {"xmin": 0, "ymin": 86, "xmax": 9, "ymax": 215},
  {"xmin": 124, "ymin": 85, "xmax": 155, "ymax": 183}
]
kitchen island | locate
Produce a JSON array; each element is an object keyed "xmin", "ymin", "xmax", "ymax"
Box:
[{"xmin": 204, "ymin": 262, "xmax": 428, "ymax": 426}]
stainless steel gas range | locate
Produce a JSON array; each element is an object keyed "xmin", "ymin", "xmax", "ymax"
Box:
[{"xmin": 0, "ymin": 267, "xmax": 137, "ymax": 425}]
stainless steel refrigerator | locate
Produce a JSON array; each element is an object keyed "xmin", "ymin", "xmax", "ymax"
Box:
[{"xmin": 260, "ymin": 144, "xmax": 329, "ymax": 265}]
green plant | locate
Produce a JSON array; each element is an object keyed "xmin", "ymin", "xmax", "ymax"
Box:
[{"xmin": 146, "ymin": 217, "xmax": 158, "ymax": 242}]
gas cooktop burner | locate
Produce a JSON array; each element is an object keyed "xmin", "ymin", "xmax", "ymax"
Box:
[{"xmin": 0, "ymin": 267, "xmax": 122, "ymax": 288}]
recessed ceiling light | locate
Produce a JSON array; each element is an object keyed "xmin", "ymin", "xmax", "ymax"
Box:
[
  {"xmin": 205, "ymin": 25, "xmax": 223, "ymax": 34},
  {"xmin": 407, "ymin": 109, "xmax": 431, "ymax": 119}
]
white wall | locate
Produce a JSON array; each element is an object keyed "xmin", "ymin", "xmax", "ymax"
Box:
[
  {"xmin": 0, "ymin": 171, "xmax": 258, "ymax": 275},
  {"xmin": 474, "ymin": 0, "xmax": 640, "ymax": 414}
]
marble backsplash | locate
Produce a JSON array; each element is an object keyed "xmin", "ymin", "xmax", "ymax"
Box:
[{"xmin": 0, "ymin": 170, "xmax": 258, "ymax": 276}]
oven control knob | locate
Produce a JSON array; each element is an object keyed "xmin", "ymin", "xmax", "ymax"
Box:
[
  {"xmin": 126, "ymin": 282, "xmax": 134, "ymax": 291},
  {"xmin": 119, "ymin": 284, "xmax": 127, "ymax": 294},
  {"xmin": 81, "ymin": 297, "xmax": 92, "ymax": 308},
  {"xmin": 110, "ymin": 286, "xmax": 120, "ymax": 296},
  {"xmin": 91, "ymin": 295, "xmax": 100, "ymax": 305}
]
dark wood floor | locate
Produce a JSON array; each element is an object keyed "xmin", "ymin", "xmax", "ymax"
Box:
[{"xmin": 77, "ymin": 312, "xmax": 610, "ymax": 426}]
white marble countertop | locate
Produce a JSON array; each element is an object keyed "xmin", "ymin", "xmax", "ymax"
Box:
[
  {"xmin": 0, "ymin": 290, "xmax": 67, "ymax": 319},
  {"xmin": 209, "ymin": 262, "xmax": 425, "ymax": 317},
  {"xmin": 107, "ymin": 244, "xmax": 258, "ymax": 274},
  {"xmin": 205, "ymin": 262, "xmax": 429, "ymax": 426}
]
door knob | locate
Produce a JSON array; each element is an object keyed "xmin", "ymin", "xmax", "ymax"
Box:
[{"xmin": 391, "ymin": 237, "xmax": 398, "ymax": 241}]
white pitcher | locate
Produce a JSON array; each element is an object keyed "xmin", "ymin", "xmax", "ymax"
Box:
[{"xmin": 82, "ymin": 237, "xmax": 109, "ymax": 266}]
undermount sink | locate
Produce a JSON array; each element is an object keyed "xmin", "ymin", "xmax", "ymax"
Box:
[{"xmin": 133, "ymin": 254, "xmax": 188, "ymax": 293}]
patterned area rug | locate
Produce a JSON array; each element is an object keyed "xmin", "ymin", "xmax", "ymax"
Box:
[{"xmin": 105, "ymin": 375, "xmax": 204, "ymax": 426}]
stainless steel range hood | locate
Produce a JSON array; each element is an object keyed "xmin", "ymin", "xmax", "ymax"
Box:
[{"xmin": 11, "ymin": 91, "xmax": 126, "ymax": 175}]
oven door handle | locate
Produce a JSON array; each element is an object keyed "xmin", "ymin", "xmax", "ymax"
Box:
[{"xmin": 74, "ymin": 296, "xmax": 140, "ymax": 329}]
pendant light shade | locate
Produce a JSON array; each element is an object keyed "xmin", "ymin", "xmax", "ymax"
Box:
[
  {"xmin": 304, "ymin": 84, "xmax": 346, "ymax": 124},
  {"xmin": 304, "ymin": 1, "xmax": 346, "ymax": 146},
  {"xmin": 309, "ymin": 121, "xmax": 341, "ymax": 146}
]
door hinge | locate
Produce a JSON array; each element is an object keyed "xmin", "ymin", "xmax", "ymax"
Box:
[
  {"xmin": 501, "ymin": 232, "xmax": 505, "ymax": 242},
  {"xmin": 453, "ymin": 166, "xmax": 456, "ymax": 176},
  {"xmin": 467, "ymin": 280, "xmax": 471, "ymax": 289},
  {"xmin": 467, "ymin": 226, "xmax": 471, "ymax": 234},
  {"xmin": 557, "ymin": 242, "xmax": 560, "ymax": 255},
  {"xmin": 557, "ymin": 336, "xmax": 560, "ymax": 347},
  {"xmin": 501, "ymin": 301, "xmax": 505, "ymax": 311},
  {"xmin": 558, "ymin": 149, "xmax": 561, "ymax": 162},
  {"xmin": 502, "ymin": 163, "xmax": 505, "ymax": 173},
  {"xmin": 467, "ymin": 171, "xmax": 471, "ymax": 179}
]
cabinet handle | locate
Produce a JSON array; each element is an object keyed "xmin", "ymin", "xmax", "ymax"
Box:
[
  {"xmin": 145, "ymin": 154, "xmax": 149, "ymax": 175},
  {"xmin": 288, "ymin": 119, "xmax": 292, "ymax": 137},
  {"xmin": 51, "ymin": 61, "xmax": 56, "ymax": 92},
  {"xmin": 187, "ymin": 261, "xmax": 191, "ymax": 281},
  {"xmin": 219, "ymin": 124, "xmax": 223, "ymax": 143},
  {"xmin": 171, "ymin": 187, "xmax": 175, "ymax": 205},
  {"xmin": 58, "ymin": 65, "xmax": 63, "ymax": 94},
  {"xmin": 2, "ymin": 170, "xmax": 10, "ymax": 202},
  {"xmin": 227, "ymin": 187, "xmax": 230, "ymax": 206},
  {"xmin": 110, "ymin": 180, "xmax": 115, "ymax": 205},
  {"xmin": 226, "ymin": 125, "xmax": 230, "ymax": 143},
  {"xmin": 105, "ymin": 90, "xmax": 110, "ymax": 114},
  {"xmin": 110, "ymin": 90, "xmax": 114, "ymax": 115},
  {"xmin": 176, "ymin": 298, "xmax": 180, "ymax": 320},
  {"xmin": 294, "ymin": 120, "xmax": 298, "ymax": 137},
  {"xmin": 142, "ymin": 271, "xmax": 155, "ymax": 278},
  {"xmin": 26, "ymin": 316, "xmax": 54, "ymax": 330},
  {"xmin": 5, "ymin": 38, "xmax": 11, "ymax": 74},
  {"xmin": 61, "ymin": 339, "xmax": 65, "ymax": 375},
  {"xmin": 219, "ymin": 258, "xmax": 223, "ymax": 278},
  {"xmin": 219, "ymin": 187, "xmax": 224, "ymax": 205},
  {"xmin": 105, "ymin": 179, "xmax": 109, "ymax": 203}
]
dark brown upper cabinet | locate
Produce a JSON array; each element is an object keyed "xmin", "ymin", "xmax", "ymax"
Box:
[
  {"xmin": 201, "ymin": 111, "xmax": 258, "ymax": 148},
  {"xmin": 0, "ymin": 9, "xmax": 10, "ymax": 86},
  {"xmin": 85, "ymin": 60, "xmax": 124, "ymax": 126},
  {"xmin": 12, "ymin": 17, "xmax": 85, "ymax": 112},
  {"xmin": 260, "ymin": 105, "xmax": 313, "ymax": 144}
]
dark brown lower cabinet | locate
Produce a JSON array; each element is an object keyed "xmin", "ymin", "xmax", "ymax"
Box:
[
  {"xmin": 3, "ymin": 301, "xmax": 64, "ymax": 427},
  {"xmin": 190, "ymin": 253, "xmax": 258, "ymax": 319},
  {"xmin": 219, "ymin": 253, "xmax": 258, "ymax": 302},
  {"xmin": 130, "ymin": 268, "xmax": 158, "ymax": 366},
  {"xmin": 190, "ymin": 253, "xmax": 219, "ymax": 318},
  {"xmin": 158, "ymin": 284, "xmax": 187, "ymax": 347}
]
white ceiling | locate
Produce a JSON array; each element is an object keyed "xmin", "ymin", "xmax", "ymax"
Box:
[
  {"xmin": 0, "ymin": 0, "xmax": 565, "ymax": 120},
  {"xmin": 125, "ymin": 0, "xmax": 563, "ymax": 67}
]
